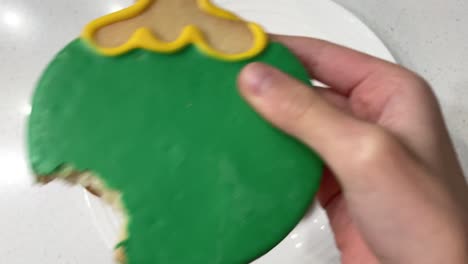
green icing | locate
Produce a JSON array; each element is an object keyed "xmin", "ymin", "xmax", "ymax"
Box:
[{"xmin": 28, "ymin": 39, "xmax": 323, "ymax": 264}]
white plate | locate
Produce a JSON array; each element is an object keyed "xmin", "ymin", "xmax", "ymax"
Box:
[{"xmin": 0, "ymin": 0, "xmax": 394, "ymax": 263}]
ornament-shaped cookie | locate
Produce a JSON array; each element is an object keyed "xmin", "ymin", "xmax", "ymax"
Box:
[{"xmin": 28, "ymin": 1, "xmax": 323, "ymax": 263}]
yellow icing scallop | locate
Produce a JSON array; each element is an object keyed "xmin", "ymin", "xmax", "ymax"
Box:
[{"xmin": 81, "ymin": 0, "xmax": 268, "ymax": 61}]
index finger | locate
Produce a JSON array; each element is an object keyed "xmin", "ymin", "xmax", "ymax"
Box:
[{"xmin": 271, "ymin": 35, "xmax": 400, "ymax": 95}]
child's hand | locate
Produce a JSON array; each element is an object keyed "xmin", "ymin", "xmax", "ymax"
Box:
[{"xmin": 238, "ymin": 35, "xmax": 468, "ymax": 264}]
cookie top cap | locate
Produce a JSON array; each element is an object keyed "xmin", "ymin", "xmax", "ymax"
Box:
[{"xmin": 82, "ymin": 0, "xmax": 268, "ymax": 61}]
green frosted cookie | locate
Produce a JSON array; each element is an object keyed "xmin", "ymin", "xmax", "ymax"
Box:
[{"xmin": 28, "ymin": 1, "xmax": 322, "ymax": 263}]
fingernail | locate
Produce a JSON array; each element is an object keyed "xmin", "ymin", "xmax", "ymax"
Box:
[{"xmin": 240, "ymin": 63, "xmax": 274, "ymax": 96}]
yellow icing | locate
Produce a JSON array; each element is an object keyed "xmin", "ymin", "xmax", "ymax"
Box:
[{"xmin": 81, "ymin": 0, "xmax": 268, "ymax": 61}]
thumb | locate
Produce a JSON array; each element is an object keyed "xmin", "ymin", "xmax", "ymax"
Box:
[
  {"xmin": 237, "ymin": 63, "xmax": 409, "ymax": 194},
  {"xmin": 237, "ymin": 62, "xmax": 361, "ymax": 163}
]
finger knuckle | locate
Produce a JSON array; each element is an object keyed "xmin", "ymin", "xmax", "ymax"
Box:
[
  {"xmin": 391, "ymin": 67, "xmax": 433, "ymax": 95},
  {"xmin": 352, "ymin": 127, "xmax": 400, "ymax": 167}
]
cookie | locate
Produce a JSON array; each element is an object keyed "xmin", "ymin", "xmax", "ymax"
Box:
[{"xmin": 28, "ymin": 1, "xmax": 323, "ymax": 263}]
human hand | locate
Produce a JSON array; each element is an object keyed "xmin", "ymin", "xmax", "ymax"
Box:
[{"xmin": 237, "ymin": 35, "xmax": 468, "ymax": 264}]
